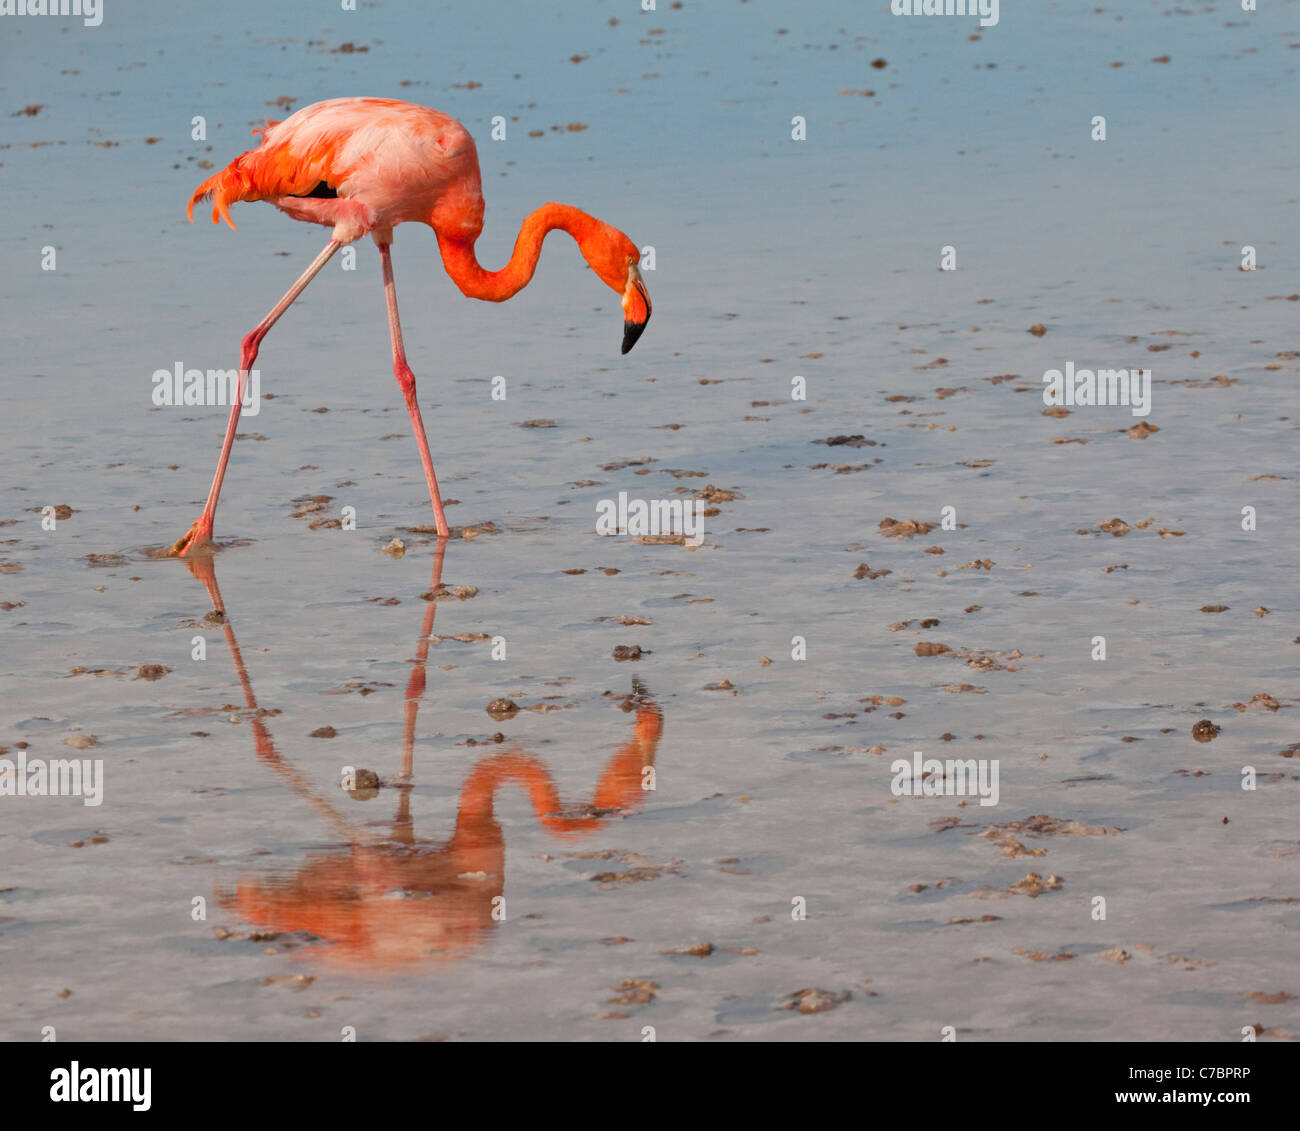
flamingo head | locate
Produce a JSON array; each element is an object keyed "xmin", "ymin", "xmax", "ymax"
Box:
[
  {"xmin": 619, "ymin": 258, "xmax": 652, "ymax": 355},
  {"xmin": 580, "ymin": 226, "xmax": 652, "ymax": 354},
  {"xmin": 618, "ymin": 258, "xmax": 655, "ymax": 356}
]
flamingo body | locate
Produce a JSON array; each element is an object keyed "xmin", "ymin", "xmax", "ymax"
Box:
[
  {"xmin": 189, "ymin": 98, "xmax": 486, "ymax": 246},
  {"xmin": 168, "ymin": 98, "xmax": 651, "ymax": 557}
]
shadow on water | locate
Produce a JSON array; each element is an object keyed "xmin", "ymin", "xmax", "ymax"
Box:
[{"xmin": 183, "ymin": 541, "xmax": 665, "ymax": 970}]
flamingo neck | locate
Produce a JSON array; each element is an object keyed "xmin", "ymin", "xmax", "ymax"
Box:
[{"xmin": 434, "ymin": 203, "xmax": 600, "ymax": 302}]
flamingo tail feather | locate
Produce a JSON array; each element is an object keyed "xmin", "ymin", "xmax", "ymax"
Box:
[{"xmin": 187, "ymin": 164, "xmax": 257, "ymax": 230}]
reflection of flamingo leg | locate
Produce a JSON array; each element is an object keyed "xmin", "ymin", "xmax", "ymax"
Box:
[
  {"xmin": 186, "ymin": 555, "xmax": 359, "ymax": 843},
  {"xmin": 398, "ymin": 538, "xmax": 448, "ymax": 784}
]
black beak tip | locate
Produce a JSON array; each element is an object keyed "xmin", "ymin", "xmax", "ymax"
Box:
[{"xmin": 622, "ymin": 318, "xmax": 648, "ymax": 355}]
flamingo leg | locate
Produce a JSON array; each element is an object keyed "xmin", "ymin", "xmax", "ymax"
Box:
[
  {"xmin": 168, "ymin": 238, "xmax": 342, "ymax": 557},
  {"xmin": 379, "ymin": 241, "xmax": 450, "ymax": 538}
]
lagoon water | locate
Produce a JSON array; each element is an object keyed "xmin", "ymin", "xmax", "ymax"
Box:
[{"xmin": 1, "ymin": 0, "xmax": 1298, "ymax": 1040}]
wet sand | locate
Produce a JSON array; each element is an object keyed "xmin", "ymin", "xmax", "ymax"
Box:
[{"xmin": 1, "ymin": 1, "xmax": 1298, "ymax": 1040}]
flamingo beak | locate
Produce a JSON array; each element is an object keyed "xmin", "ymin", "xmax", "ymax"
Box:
[{"xmin": 621, "ymin": 262, "xmax": 651, "ymax": 355}]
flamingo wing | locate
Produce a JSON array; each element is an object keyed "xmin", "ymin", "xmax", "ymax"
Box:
[{"xmin": 187, "ymin": 98, "xmax": 480, "ymax": 236}]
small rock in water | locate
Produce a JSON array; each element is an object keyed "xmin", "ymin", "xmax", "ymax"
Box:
[
  {"xmin": 345, "ymin": 768, "xmax": 380, "ymax": 799},
  {"xmin": 486, "ymin": 698, "xmax": 520, "ymax": 720}
]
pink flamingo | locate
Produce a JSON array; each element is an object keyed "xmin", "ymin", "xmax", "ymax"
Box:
[{"xmin": 168, "ymin": 97, "xmax": 652, "ymax": 557}]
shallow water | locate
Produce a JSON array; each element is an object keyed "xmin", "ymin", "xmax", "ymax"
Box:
[{"xmin": 1, "ymin": 0, "xmax": 1298, "ymax": 1041}]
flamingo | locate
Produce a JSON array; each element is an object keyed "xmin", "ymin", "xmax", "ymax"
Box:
[{"xmin": 167, "ymin": 97, "xmax": 652, "ymax": 557}]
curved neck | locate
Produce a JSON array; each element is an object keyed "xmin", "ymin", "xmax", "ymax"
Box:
[{"xmin": 434, "ymin": 202, "xmax": 600, "ymax": 302}]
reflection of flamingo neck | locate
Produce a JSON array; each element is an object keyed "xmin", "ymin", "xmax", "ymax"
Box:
[{"xmin": 454, "ymin": 707, "xmax": 664, "ymax": 839}]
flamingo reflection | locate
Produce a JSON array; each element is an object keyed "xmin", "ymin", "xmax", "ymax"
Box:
[{"xmin": 186, "ymin": 543, "xmax": 663, "ymax": 968}]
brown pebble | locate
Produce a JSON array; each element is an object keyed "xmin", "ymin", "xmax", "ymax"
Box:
[
  {"xmin": 351, "ymin": 764, "xmax": 379, "ymax": 790},
  {"xmin": 607, "ymin": 978, "xmax": 658, "ymax": 1006},
  {"xmin": 855, "ymin": 562, "xmax": 891, "ymax": 580},
  {"xmin": 662, "ymin": 941, "xmax": 714, "ymax": 957},
  {"xmin": 915, "ymin": 641, "xmax": 950, "ymax": 656},
  {"xmin": 1243, "ymin": 991, "xmax": 1296, "ymax": 1005},
  {"xmin": 1009, "ymin": 872, "xmax": 1063, "ymax": 898},
  {"xmin": 486, "ymin": 698, "xmax": 520, "ymax": 719},
  {"xmin": 779, "ymin": 987, "xmax": 850, "ymax": 1014}
]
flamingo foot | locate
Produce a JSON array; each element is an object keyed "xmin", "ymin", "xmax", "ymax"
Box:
[{"xmin": 167, "ymin": 516, "xmax": 215, "ymax": 558}]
